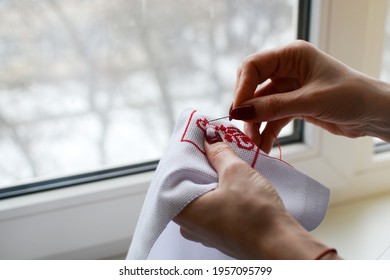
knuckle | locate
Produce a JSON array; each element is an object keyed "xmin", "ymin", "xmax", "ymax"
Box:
[
  {"xmin": 179, "ymin": 227, "xmax": 196, "ymax": 242},
  {"xmin": 236, "ymin": 65, "xmax": 242, "ymax": 77},
  {"xmin": 221, "ymin": 160, "xmax": 247, "ymax": 177},
  {"xmin": 241, "ymin": 54, "xmax": 259, "ymax": 74},
  {"xmin": 283, "ymin": 40, "xmax": 315, "ymax": 62},
  {"xmin": 243, "ymin": 53, "xmax": 257, "ymax": 65},
  {"xmin": 290, "ymin": 39, "xmax": 312, "ymax": 51},
  {"xmin": 208, "ymin": 143, "xmax": 232, "ymax": 160},
  {"xmin": 266, "ymin": 95, "xmax": 285, "ymax": 117}
]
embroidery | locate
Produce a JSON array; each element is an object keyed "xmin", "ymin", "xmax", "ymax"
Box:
[
  {"xmin": 196, "ymin": 118, "xmax": 255, "ymax": 151},
  {"xmin": 180, "ymin": 110, "xmax": 292, "ymax": 168}
]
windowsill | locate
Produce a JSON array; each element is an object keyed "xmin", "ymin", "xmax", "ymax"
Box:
[
  {"xmin": 0, "ymin": 172, "xmax": 153, "ymax": 259},
  {"xmin": 0, "ymin": 171, "xmax": 153, "ymax": 218},
  {"xmin": 313, "ymin": 189, "xmax": 390, "ymax": 259}
]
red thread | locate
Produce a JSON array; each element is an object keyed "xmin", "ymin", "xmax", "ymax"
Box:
[
  {"xmin": 218, "ymin": 125, "xmax": 255, "ymax": 150},
  {"xmin": 196, "ymin": 118, "xmax": 255, "ymax": 151},
  {"xmin": 251, "ymin": 146, "xmax": 261, "ymax": 168},
  {"xmin": 180, "ymin": 110, "xmax": 206, "ymax": 155},
  {"xmin": 195, "ymin": 118, "xmax": 209, "ymax": 131},
  {"xmin": 272, "ymin": 129, "xmax": 282, "ymax": 161},
  {"xmin": 256, "ymin": 149, "xmax": 293, "ymax": 168},
  {"xmin": 180, "ymin": 111, "xmax": 293, "ymax": 168},
  {"xmin": 181, "ymin": 110, "xmax": 197, "ymax": 142}
]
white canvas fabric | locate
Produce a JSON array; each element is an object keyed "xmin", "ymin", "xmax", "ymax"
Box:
[{"xmin": 127, "ymin": 108, "xmax": 330, "ymax": 260}]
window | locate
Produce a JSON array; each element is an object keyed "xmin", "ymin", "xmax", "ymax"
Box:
[
  {"xmin": 377, "ymin": 0, "xmax": 390, "ymax": 153},
  {"xmin": 0, "ymin": 0, "xmax": 305, "ymax": 198},
  {"xmin": 1, "ymin": 0, "xmax": 389, "ymax": 261}
]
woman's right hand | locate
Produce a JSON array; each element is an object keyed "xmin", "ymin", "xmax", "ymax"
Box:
[{"xmin": 231, "ymin": 40, "xmax": 390, "ymax": 153}]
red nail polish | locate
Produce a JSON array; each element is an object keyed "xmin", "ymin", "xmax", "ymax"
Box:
[
  {"xmin": 205, "ymin": 127, "xmax": 223, "ymax": 144},
  {"xmin": 229, "ymin": 103, "xmax": 233, "ymax": 121},
  {"xmin": 230, "ymin": 104, "xmax": 256, "ymax": 120}
]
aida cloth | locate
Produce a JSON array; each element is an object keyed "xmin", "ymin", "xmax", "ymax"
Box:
[{"xmin": 127, "ymin": 109, "xmax": 330, "ymax": 259}]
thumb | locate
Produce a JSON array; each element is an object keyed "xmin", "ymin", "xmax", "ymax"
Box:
[
  {"xmin": 204, "ymin": 127, "xmax": 244, "ymax": 175},
  {"xmin": 241, "ymin": 88, "xmax": 311, "ymax": 122}
]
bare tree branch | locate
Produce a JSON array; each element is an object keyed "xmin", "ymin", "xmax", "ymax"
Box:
[{"xmin": 0, "ymin": 114, "xmax": 38, "ymax": 177}]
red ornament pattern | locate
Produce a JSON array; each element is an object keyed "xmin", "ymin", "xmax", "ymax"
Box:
[
  {"xmin": 181, "ymin": 110, "xmax": 290, "ymax": 168},
  {"xmin": 196, "ymin": 118, "xmax": 255, "ymax": 151}
]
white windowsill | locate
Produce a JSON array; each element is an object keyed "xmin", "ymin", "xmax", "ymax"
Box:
[
  {"xmin": 0, "ymin": 172, "xmax": 152, "ymax": 259},
  {"xmin": 313, "ymin": 190, "xmax": 390, "ymax": 260}
]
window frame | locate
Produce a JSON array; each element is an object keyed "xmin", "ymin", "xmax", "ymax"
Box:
[
  {"xmin": 307, "ymin": 0, "xmax": 390, "ymax": 202},
  {"xmin": 375, "ymin": 142, "xmax": 390, "ymax": 154}
]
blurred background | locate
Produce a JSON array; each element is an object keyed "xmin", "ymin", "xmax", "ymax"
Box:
[{"xmin": 0, "ymin": 0, "xmax": 297, "ymax": 189}]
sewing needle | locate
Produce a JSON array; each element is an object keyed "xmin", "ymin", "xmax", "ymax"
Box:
[{"xmin": 208, "ymin": 115, "xmax": 230, "ymax": 123}]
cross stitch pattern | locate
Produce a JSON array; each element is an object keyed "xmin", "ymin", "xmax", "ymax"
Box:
[
  {"xmin": 196, "ymin": 118, "xmax": 255, "ymax": 150},
  {"xmin": 180, "ymin": 109, "xmax": 288, "ymax": 168}
]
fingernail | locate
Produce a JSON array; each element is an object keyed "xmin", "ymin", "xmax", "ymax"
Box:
[
  {"xmin": 205, "ymin": 127, "xmax": 223, "ymax": 144},
  {"xmin": 230, "ymin": 104, "xmax": 257, "ymax": 120},
  {"xmin": 229, "ymin": 103, "xmax": 233, "ymax": 121}
]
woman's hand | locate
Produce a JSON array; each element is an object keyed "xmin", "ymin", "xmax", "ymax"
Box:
[
  {"xmin": 174, "ymin": 127, "xmax": 339, "ymax": 259},
  {"xmin": 232, "ymin": 40, "xmax": 390, "ymax": 153}
]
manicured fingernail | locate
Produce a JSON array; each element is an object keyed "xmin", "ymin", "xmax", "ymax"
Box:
[
  {"xmin": 229, "ymin": 103, "xmax": 233, "ymax": 121},
  {"xmin": 205, "ymin": 127, "xmax": 223, "ymax": 144},
  {"xmin": 230, "ymin": 104, "xmax": 257, "ymax": 120}
]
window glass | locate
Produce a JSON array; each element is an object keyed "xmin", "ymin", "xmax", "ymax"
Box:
[{"xmin": 0, "ymin": 0, "xmax": 298, "ymax": 189}]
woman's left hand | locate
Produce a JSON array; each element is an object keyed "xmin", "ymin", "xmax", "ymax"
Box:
[{"xmin": 174, "ymin": 127, "xmax": 330, "ymax": 259}]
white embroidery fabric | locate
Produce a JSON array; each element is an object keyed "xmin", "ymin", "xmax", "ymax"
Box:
[{"xmin": 127, "ymin": 109, "xmax": 330, "ymax": 260}]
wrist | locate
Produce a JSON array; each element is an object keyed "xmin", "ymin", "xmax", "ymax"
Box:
[
  {"xmin": 256, "ymin": 212, "xmax": 338, "ymax": 259},
  {"xmin": 362, "ymin": 76, "xmax": 390, "ymax": 142}
]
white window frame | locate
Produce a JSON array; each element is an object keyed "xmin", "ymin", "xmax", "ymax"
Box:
[
  {"xmin": 274, "ymin": 0, "xmax": 390, "ymax": 203},
  {"xmin": 1, "ymin": 0, "xmax": 390, "ymax": 260}
]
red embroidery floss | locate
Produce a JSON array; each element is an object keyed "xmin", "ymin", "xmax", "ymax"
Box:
[
  {"xmin": 196, "ymin": 118, "xmax": 255, "ymax": 151},
  {"xmin": 272, "ymin": 129, "xmax": 283, "ymax": 161}
]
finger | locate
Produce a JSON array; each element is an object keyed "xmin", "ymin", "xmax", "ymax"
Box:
[
  {"xmin": 235, "ymin": 49, "xmax": 280, "ymax": 106},
  {"xmin": 179, "ymin": 227, "xmax": 198, "ymax": 242},
  {"xmin": 260, "ymin": 118, "xmax": 292, "ymax": 154},
  {"xmin": 254, "ymin": 77, "xmax": 301, "ymax": 98},
  {"xmin": 244, "ymin": 122, "xmax": 262, "ymax": 148},
  {"xmin": 179, "ymin": 227, "xmax": 213, "ymax": 248},
  {"xmin": 241, "ymin": 88, "xmax": 311, "ymax": 122},
  {"xmin": 174, "ymin": 188, "xmax": 217, "ymax": 226},
  {"xmin": 204, "ymin": 133, "xmax": 245, "ymax": 176},
  {"xmin": 235, "ymin": 66, "xmax": 242, "ymax": 93},
  {"xmin": 234, "ymin": 41, "xmax": 318, "ymax": 122},
  {"xmin": 303, "ymin": 116, "xmax": 355, "ymax": 137}
]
